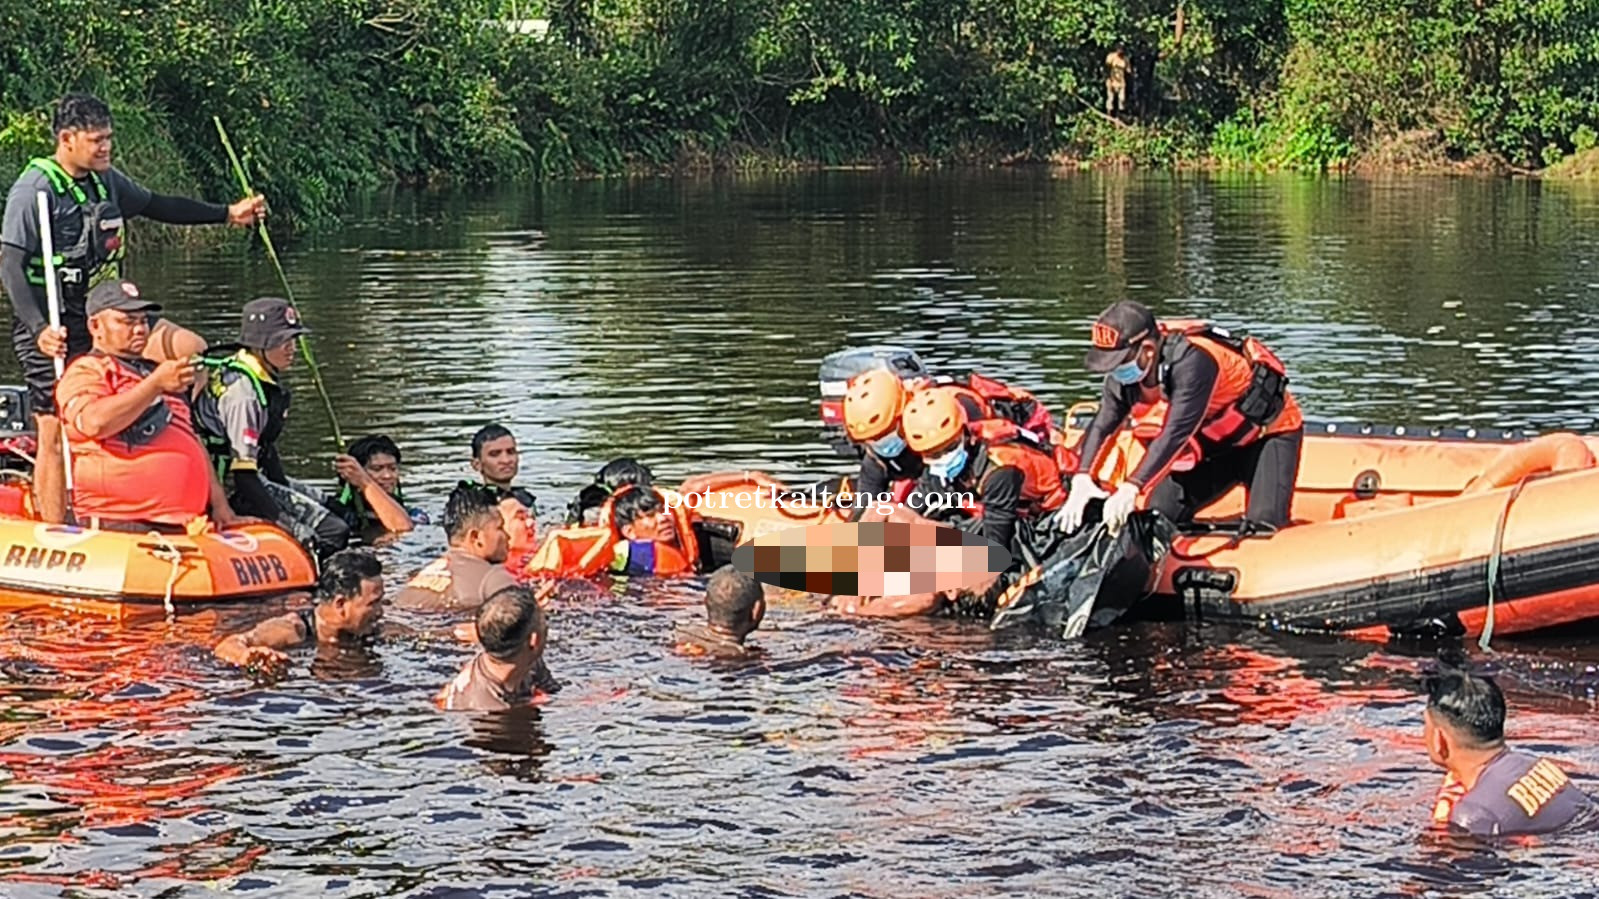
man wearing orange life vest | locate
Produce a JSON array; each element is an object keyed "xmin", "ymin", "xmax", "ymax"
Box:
[
  {"xmin": 54, "ymin": 280, "xmax": 240, "ymax": 528},
  {"xmin": 901, "ymin": 387, "xmax": 1066, "ymax": 559},
  {"xmin": 1063, "ymin": 301, "xmax": 1304, "ymax": 535}
]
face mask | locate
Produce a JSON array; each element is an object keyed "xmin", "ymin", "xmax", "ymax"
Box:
[
  {"xmin": 869, "ymin": 432, "xmax": 907, "ymax": 458},
  {"xmin": 928, "ymin": 443, "xmax": 969, "ymax": 481},
  {"xmin": 1110, "ymin": 356, "xmax": 1148, "ymax": 386}
]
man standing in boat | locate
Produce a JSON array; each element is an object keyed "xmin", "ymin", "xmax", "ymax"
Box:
[
  {"xmin": 1061, "ymin": 301, "xmax": 1305, "ymax": 536},
  {"xmin": 0, "ymin": 92, "xmax": 267, "ymax": 524}
]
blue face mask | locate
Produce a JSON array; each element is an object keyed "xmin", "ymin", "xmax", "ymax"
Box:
[
  {"xmin": 870, "ymin": 432, "xmax": 907, "ymax": 458},
  {"xmin": 928, "ymin": 443, "xmax": 969, "ymax": 481},
  {"xmin": 1110, "ymin": 357, "xmax": 1148, "ymax": 386}
]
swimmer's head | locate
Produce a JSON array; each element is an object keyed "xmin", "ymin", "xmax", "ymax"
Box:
[
  {"xmin": 1423, "ymin": 670, "xmax": 1507, "ymax": 767},
  {"xmin": 611, "ymin": 486, "xmax": 672, "ymax": 542},
  {"xmin": 444, "ymin": 482, "xmax": 509, "ymax": 563},
  {"xmin": 597, "ymin": 458, "xmax": 654, "ymax": 493},
  {"xmin": 705, "ymin": 565, "xmax": 765, "ymax": 641},
  {"xmin": 315, "ymin": 548, "xmax": 386, "ymax": 637},
  {"xmin": 476, "ymin": 585, "xmax": 548, "ymax": 666}
]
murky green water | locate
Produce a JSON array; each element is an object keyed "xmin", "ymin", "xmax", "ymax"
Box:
[{"xmin": 2, "ymin": 171, "xmax": 1597, "ymax": 896}]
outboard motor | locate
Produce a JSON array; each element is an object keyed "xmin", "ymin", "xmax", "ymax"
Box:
[
  {"xmin": 990, "ymin": 502, "xmax": 1174, "ymax": 639},
  {"xmin": 817, "ymin": 346, "xmax": 930, "ymax": 457},
  {"xmin": 0, "ymin": 385, "xmax": 35, "ymax": 474}
]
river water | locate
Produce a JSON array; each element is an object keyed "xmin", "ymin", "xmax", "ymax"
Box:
[{"xmin": 2, "ymin": 171, "xmax": 1598, "ymax": 896}]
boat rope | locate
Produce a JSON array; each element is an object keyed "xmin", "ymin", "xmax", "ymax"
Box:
[
  {"xmin": 145, "ymin": 530, "xmax": 184, "ymax": 617},
  {"xmin": 1480, "ymin": 475, "xmax": 1531, "ymax": 652}
]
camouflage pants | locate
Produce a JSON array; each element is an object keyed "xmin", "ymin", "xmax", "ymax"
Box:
[{"xmin": 264, "ymin": 478, "xmax": 351, "ymax": 561}]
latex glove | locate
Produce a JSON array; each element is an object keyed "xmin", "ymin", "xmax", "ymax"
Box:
[
  {"xmin": 1103, "ymin": 482, "xmax": 1141, "ymax": 535},
  {"xmin": 1060, "ymin": 473, "xmax": 1109, "ymax": 533}
]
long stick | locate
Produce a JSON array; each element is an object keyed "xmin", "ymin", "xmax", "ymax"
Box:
[
  {"xmin": 211, "ymin": 117, "xmax": 345, "ymax": 449},
  {"xmin": 36, "ymin": 191, "xmax": 76, "ymax": 517}
]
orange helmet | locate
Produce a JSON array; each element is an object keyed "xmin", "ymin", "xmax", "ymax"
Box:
[
  {"xmin": 901, "ymin": 388, "xmax": 968, "ymax": 454},
  {"xmin": 843, "ymin": 370, "xmax": 908, "ymax": 442}
]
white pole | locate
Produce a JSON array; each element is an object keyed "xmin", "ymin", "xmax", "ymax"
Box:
[{"xmin": 35, "ymin": 191, "xmax": 74, "ymax": 499}]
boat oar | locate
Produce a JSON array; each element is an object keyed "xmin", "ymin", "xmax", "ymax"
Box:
[
  {"xmin": 211, "ymin": 117, "xmax": 345, "ymax": 450},
  {"xmin": 35, "ymin": 191, "xmax": 76, "ymax": 524}
]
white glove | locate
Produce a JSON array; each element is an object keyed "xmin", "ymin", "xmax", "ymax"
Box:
[
  {"xmin": 1103, "ymin": 482, "xmax": 1141, "ymax": 535},
  {"xmin": 1060, "ymin": 474, "xmax": 1109, "ymax": 533}
]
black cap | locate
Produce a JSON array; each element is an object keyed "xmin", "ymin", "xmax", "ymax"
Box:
[
  {"xmin": 85, "ymin": 280, "xmax": 161, "ymax": 318},
  {"xmin": 239, "ymin": 297, "xmax": 309, "ymax": 350},
  {"xmin": 1085, "ymin": 300, "xmax": 1158, "ymax": 373}
]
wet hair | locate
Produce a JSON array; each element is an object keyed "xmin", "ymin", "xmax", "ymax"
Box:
[
  {"xmin": 471, "ymin": 424, "xmax": 515, "ymax": 459},
  {"xmin": 347, "ymin": 434, "xmax": 401, "ymax": 467},
  {"xmin": 444, "ymin": 482, "xmax": 502, "ymax": 542},
  {"xmin": 705, "ymin": 565, "xmax": 763, "ymax": 635},
  {"xmin": 1425, "ymin": 671, "xmax": 1507, "ymax": 748},
  {"xmin": 567, "ymin": 483, "xmax": 611, "ymax": 526},
  {"xmin": 597, "ymin": 458, "xmax": 653, "ymax": 492},
  {"xmin": 610, "ymin": 486, "xmax": 663, "ymax": 532},
  {"xmin": 476, "ymin": 586, "xmax": 547, "ymax": 663},
  {"xmin": 53, "ymin": 93, "xmax": 112, "ymax": 135},
  {"xmin": 316, "ymin": 549, "xmax": 382, "ymax": 602}
]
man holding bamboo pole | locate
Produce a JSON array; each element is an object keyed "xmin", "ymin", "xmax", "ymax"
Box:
[{"xmin": 0, "ymin": 92, "xmax": 266, "ymax": 523}]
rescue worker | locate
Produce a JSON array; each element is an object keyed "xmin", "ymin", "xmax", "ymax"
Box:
[
  {"xmin": 674, "ymin": 566, "xmax": 767, "ymax": 658},
  {"xmin": 1425, "ymin": 670, "xmax": 1594, "ymax": 838},
  {"xmin": 393, "ymin": 483, "xmax": 519, "ymax": 613},
  {"xmin": 323, "ymin": 434, "xmax": 428, "ymax": 537},
  {"xmin": 836, "ymin": 368, "xmax": 1065, "ymax": 518},
  {"xmin": 1062, "ymin": 301, "xmax": 1304, "ymax": 536},
  {"xmin": 838, "ymin": 369, "xmax": 924, "ymax": 517},
  {"xmin": 54, "ymin": 280, "xmax": 239, "ymax": 528},
  {"xmin": 1, "ymin": 92, "xmax": 266, "ymax": 523},
  {"xmin": 900, "ymin": 387, "xmax": 1066, "ymax": 592},
  {"xmin": 191, "ymin": 297, "xmax": 351, "ymax": 560},
  {"xmin": 212, "ymin": 549, "xmax": 386, "ymax": 677},
  {"xmin": 437, "ymin": 585, "xmax": 551, "ymax": 712}
]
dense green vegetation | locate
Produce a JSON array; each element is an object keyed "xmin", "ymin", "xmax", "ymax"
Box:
[{"xmin": 3, "ymin": 0, "xmax": 1597, "ymax": 227}]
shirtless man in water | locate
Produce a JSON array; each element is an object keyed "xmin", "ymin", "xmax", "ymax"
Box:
[{"xmin": 213, "ymin": 549, "xmax": 385, "ymax": 675}]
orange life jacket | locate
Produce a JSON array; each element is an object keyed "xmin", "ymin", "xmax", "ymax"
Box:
[
  {"xmin": 1105, "ymin": 320, "xmax": 1302, "ymax": 477},
  {"xmin": 523, "ymin": 486, "xmax": 698, "ymax": 579},
  {"xmin": 943, "ymin": 437, "xmax": 1068, "ymax": 521}
]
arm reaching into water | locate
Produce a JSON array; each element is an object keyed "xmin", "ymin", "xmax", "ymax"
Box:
[{"xmin": 213, "ymin": 613, "xmax": 308, "ymax": 673}]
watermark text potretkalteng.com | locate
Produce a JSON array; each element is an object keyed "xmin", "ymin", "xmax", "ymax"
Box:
[{"xmin": 666, "ymin": 484, "xmax": 975, "ymax": 518}]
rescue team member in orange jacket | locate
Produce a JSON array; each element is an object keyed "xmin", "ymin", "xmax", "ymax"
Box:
[
  {"xmin": 901, "ymin": 387, "xmax": 1066, "ymax": 560},
  {"xmin": 838, "ymin": 369, "xmax": 1062, "ymax": 518},
  {"xmin": 1425, "ymin": 670, "xmax": 1593, "ymax": 838},
  {"xmin": 1063, "ymin": 301, "xmax": 1304, "ymax": 535},
  {"xmin": 54, "ymin": 280, "xmax": 241, "ymax": 528},
  {"xmin": 838, "ymin": 369, "xmax": 925, "ymax": 516},
  {"xmin": 524, "ymin": 483, "xmax": 699, "ymax": 579}
]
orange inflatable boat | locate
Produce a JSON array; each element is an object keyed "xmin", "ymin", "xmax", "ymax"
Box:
[
  {"xmin": 689, "ymin": 421, "xmax": 1599, "ymax": 638},
  {"xmin": 0, "ymin": 478, "xmax": 317, "ymax": 608}
]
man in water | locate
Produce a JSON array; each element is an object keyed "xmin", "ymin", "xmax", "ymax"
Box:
[
  {"xmin": 437, "ymin": 585, "xmax": 551, "ymax": 712},
  {"xmin": 1, "ymin": 92, "xmax": 265, "ymax": 523},
  {"xmin": 466, "ymin": 424, "xmax": 538, "ymax": 511},
  {"xmin": 323, "ymin": 433, "xmax": 425, "ymax": 538},
  {"xmin": 212, "ymin": 549, "xmax": 385, "ymax": 675},
  {"xmin": 674, "ymin": 566, "xmax": 767, "ymax": 658},
  {"xmin": 1425, "ymin": 669, "xmax": 1594, "ymax": 838},
  {"xmin": 393, "ymin": 482, "xmax": 520, "ymax": 613}
]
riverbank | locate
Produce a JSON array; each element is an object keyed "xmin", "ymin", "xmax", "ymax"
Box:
[{"xmin": 4, "ymin": 0, "xmax": 1594, "ymax": 240}]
